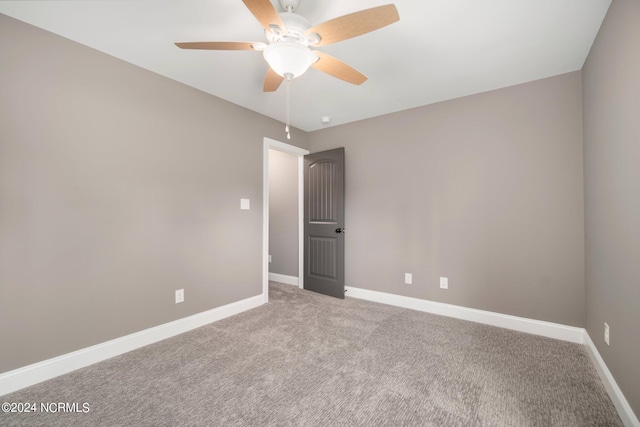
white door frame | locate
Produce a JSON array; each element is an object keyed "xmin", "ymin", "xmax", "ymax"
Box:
[{"xmin": 263, "ymin": 137, "xmax": 309, "ymax": 303}]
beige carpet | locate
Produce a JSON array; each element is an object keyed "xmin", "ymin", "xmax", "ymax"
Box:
[{"xmin": 0, "ymin": 282, "xmax": 622, "ymax": 426}]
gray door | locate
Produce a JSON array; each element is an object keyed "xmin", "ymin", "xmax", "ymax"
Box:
[{"xmin": 304, "ymin": 148, "xmax": 345, "ymax": 298}]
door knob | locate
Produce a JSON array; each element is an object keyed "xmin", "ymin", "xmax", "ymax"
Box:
[{"xmin": 335, "ymin": 228, "xmax": 345, "ymax": 234}]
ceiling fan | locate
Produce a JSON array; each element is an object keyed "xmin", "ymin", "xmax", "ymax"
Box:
[{"xmin": 175, "ymin": 0, "xmax": 400, "ymax": 92}]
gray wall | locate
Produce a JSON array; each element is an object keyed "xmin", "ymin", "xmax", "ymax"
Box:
[
  {"xmin": 268, "ymin": 149, "xmax": 299, "ymax": 277},
  {"xmin": 308, "ymin": 71, "xmax": 585, "ymax": 327},
  {"xmin": 0, "ymin": 14, "xmax": 308, "ymax": 373},
  {"xmin": 583, "ymin": 0, "xmax": 640, "ymax": 416}
]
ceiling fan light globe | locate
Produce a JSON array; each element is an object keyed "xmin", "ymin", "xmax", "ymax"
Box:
[{"xmin": 263, "ymin": 41, "xmax": 318, "ymax": 79}]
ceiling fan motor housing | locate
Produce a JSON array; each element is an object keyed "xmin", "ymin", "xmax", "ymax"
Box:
[{"xmin": 265, "ymin": 11, "xmax": 312, "ymax": 42}]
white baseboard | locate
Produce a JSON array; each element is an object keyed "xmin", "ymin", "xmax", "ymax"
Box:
[
  {"xmin": 345, "ymin": 286, "xmax": 585, "ymax": 343},
  {"xmin": 0, "ymin": 294, "xmax": 264, "ymax": 397},
  {"xmin": 584, "ymin": 332, "xmax": 640, "ymax": 427},
  {"xmin": 268, "ymin": 273, "xmax": 299, "ymax": 286}
]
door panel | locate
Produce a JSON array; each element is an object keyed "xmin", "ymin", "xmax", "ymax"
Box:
[
  {"xmin": 309, "ymin": 237, "xmax": 337, "ymax": 279},
  {"xmin": 304, "ymin": 148, "xmax": 345, "ymax": 298},
  {"xmin": 309, "ymin": 161, "xmax": 337, "ymax": 222}
]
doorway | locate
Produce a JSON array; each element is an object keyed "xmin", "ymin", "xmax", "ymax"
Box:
[{"xmin": 262, "ymin": 137, "xmax": 309, "ymax": 303}]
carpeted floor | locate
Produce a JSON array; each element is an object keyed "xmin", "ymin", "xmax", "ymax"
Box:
[{"xmin": 1, "ymin": 282, "xmax": 622, "ymax": 426}]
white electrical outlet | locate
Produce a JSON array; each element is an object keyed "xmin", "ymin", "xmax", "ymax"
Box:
[
  {"xmin": 604, "ymin": 322, "xmax": 610, "ymax": 346},
  {"xmin": 405, "ymin": 273, "xmax": 412, "ymax": 284},
  {"xmin": 269, "ymin": 255, "xmax": 272, "ymax": 263},
  {"xmin": 440, "ymin": 277, "xmax": 448, "ymax": 289},
  {"xmin": 175, "ymin": 289, "xmax": 184, "ymax": 304}
]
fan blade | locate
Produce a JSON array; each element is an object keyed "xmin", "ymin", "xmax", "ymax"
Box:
[
  {"xmin": 174, "ymin": 42, "xmax": 257, "ymax": 50},
  {"xmin": 304, "ymin": 4, "xmax": 399, "ymax": 47},
  {"xmin": 264, "ymin": 67, "xmax": 285, "ymax": 92},
  {"xmin": 243, "ymin": 0, "xmax": 287, "ymax": 34},
  {"xmin": 311, "ymin": 51, "xmax": 367, "ymax": 85}
]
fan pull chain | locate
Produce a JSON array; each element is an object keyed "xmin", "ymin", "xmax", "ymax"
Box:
[{"xmin": 285, "ymin": 73, "xmax": 292, "ymax": 140}]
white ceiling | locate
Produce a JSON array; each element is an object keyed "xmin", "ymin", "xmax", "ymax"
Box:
[{"xmin": 1, "ymin": 0, "xmax": 611, "ymax": 132}]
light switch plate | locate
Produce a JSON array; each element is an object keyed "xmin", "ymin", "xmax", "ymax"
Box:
[
  {"xmin": 175, "ymin": 289, "xmax": 184, "ymax": 304},
  {"xmin": 240, "ymin": 198, "xmax": 250, "ymax": 210}
]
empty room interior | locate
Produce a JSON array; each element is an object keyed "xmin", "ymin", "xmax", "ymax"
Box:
[{"xmin": 0, "ymin": 0, "xmax": 638, "ymax": 425}]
